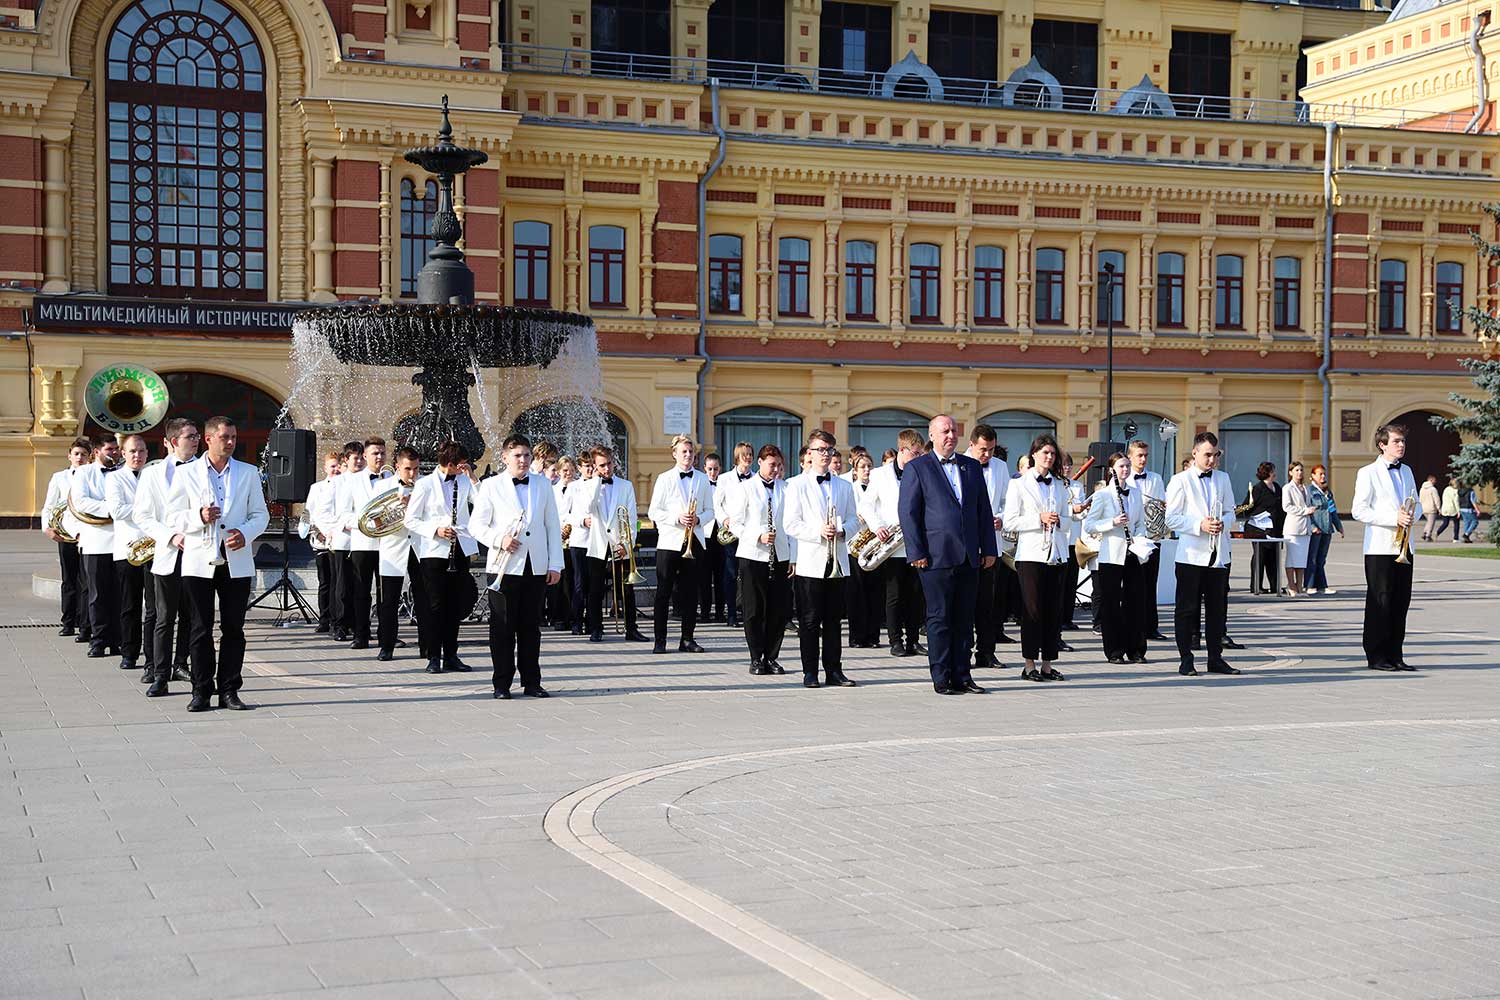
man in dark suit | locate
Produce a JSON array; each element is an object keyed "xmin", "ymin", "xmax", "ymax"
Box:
[{"xmin": 897, "ymin": 414, "xmax": 999, "ymax": 696}]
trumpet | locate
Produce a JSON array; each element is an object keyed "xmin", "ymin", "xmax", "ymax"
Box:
[
  {"xmin": 487, "ymin": 514, "xmax": 526, "ymax": 588},
  {"xmin": 1042, "ymin": 492, "xmax": 1058, "ymax": 565},
  {"xmin": 825, "ymin": 502, "xmax": 843, "ymax": 578},
  {"xmin": 1394, "ymin": 494, "xmax": 1417, "ymax": 564},
  {"xmin": 1208, "ymin": 495, "xmax": 1225, "ymax": 566},
  {"xmin": 680, "ymin": 495, "xmax": 697, "ymax": 558}
]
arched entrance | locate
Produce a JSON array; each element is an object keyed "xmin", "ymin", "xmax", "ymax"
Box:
[
  {"xmin": 714, "ymin": 406, "xmax": 803, "ymax": 467},
  {"xmin": 847, "ymin": 407, "xmax": 926, "ymax": 458},
  {"xmin": 1390, "ymin": 409, "xmax": 1462, "ymax": 487},
  {"xmin": 84, "ymin": 370, "xmax": 282, "ymax": 462},
  {"xmin": 509, "ymin": 401, "xmax": 625, "ymax": 474},
  {"xmin": 1103, "ymin": 411, "xmax": 1177, "ymax": 482},
  {"xmin": 1220, "ymin": 413, "xmax": 1292, "ymax": 505}
]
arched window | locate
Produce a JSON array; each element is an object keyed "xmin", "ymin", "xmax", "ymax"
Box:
[
  {"xmin": 847, "ymin": 407, "xmax": 926, "ymax": 458},
  {"xmin": 1034, "ymin": 247, "xmax": 1065, "ymax": 325},
  {"xmin": 708, "ymin": 234, "xmax": 743, "ymax": 314},
  {"xmin": 1219, "ymin": 414, "xmax": 1292, "ymax": 505},
  {"xmin": 1157, "ymin": 252, "xmax": 1185, "ymax": 328},
  {"xmin": 845, "ymin": 240, "xmax": 877, "ymax": 321},
  {"xmin": 908, "ymin": 243, "xmax": 941, "ymax": 324},
  {"xmin": 1435, "ymin": 261, "xmax": 1463, "ymax": 334},
  {"xmin": 778, "ymin": 237, "xmax": 811, "ymax": 317},
  {"xmin": 1378, "ymin": 259, "xmax": 1407, "ymax": 333},
  {"xmin": 1273, "ymin": 257, "xmax": 1301, "ymax": 330},
  {"xmin": 1215, "ymin": 254, "xmax": 1244, "ymax": 329},
  {"xmin": 1103, "ymin": 411, "xmax": 1176, "ymax": 482},
  {"xmin": 86, "ymin": 371, "xmax": 280, "ymax": 463},
  {"xmin": 1096, "ymin": 250, "xmax": 1126, "ymax": 326},
  {"xmin": 106, "ymin": 0, "xmax": 267, "ymax": 300},
  {"xmin": 513, "ymin": 221, "xmax": 551, "ymax": 306},
  {"xmin": 714, "ymin": 406, "xmax": 803, "ymax": 469},
  {"xmin": 973, "ymin": 245, "xmax": 1005, "ymax": 325},
  {"xmin": 400, "ymin": 179, "xmax": 437, "ymax": 299},
  {"xmin": 588, "ymin": 225, "xmax": 626, "ymax": 309},
  {"xmin": 976, "ymin": 409, "xmax": 1057, "ymax": 470},
  {"xmin": 512, "ymin": 400, "xmax": 628, "ymax": 474}
]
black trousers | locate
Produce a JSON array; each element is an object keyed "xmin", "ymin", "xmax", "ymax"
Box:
[
  {"xmin": 347, "ymin": 551, "xmax": 378, "ymax": 644},
  {"xmin": 794, "ymin": 576, "xmax": 845, "ymax": 679},
  {"xmin": 739, "ymin": 558, "xmax": 790, "ymax": 666},
  {"xmin": 1175, "ymin": 563, "xmax": 1228, "ymax": 665},
  {"xmin": 314, "ymin": 551, "xmax": 333, "ymax": 629},
  {"xmin": 883, "ymin": 559, "xmax": 924, "ymax": 647},
  {"xmin": 585, "ymin": 556, "xmax": 638, "ymax": 636},
  {"xmin": 974, "ymin": 561, "xmax": 1000, "ymax": 661},
  {"xmin": 114, "ymin": 558, "xmax": 156, "ymax": 667},
  {"xmin": 653, "ymin": 541, "xmax": 702, "ymax": 643},
  {"xmin": 488, "ymin": 569, "xmax": 546, "ymax": 692},
  {"xmin": 58, "ymin": 540, "xmax": 81, "ymax": 629},
  {"xmin": 418, "ymin": 557, "xmax": 470, "ymax": 663},
  {"xmin": 547, "ymin": 554, "xmax": 572, "ymax": 627},
  {"xmin": 152, "ymin": 554, "xmax": 192, "ymax": 681},
  {"xmin": 1096, "ymin": 554, "xmax": 1149, "ymax": 660},
  {"xmin": 84, "ymin": 552, "xmax": 119, "ymax": 650},
  {"xmin": 722, "ymin": 540, "xmax": 740, "ymax": 623},
  {"xmin": 75, "ymin": 552, "xmax": 92, "ymax": 639},
  {"xmin": 846, "ymin": 559, "xmax": 883, "ymax": 646},
  {"xmin": 183, "ymin": 566, "xmax": 251, "ymax": 697},
  {"xmin": 567, "ymin": 548, "xmax": 588, "ymax": 628},
  {"xmin": 333, "ymin": 551, "xmax": 357, "ymax": 632},
  {"xmin": 1057, "ymin": 547, "xmax": 1080, "ymax": 631},
  {"xmin": 1363, "ymin": 554, "xmax": 1414, "ymax": 668},
  {"xmin": 1143, "ymin": 547, "xmax": 1162, "ymax": 634},
  {"xmin": 700, "ymin": 536, "xmax": 727, "ymax": 618},
  {"xmin": 1016, "ymin": 561, "xmax": 1063, "ymax": 662},
  {"xmin": 377, "ymin": 552, "xmax": 428, "ymax": 654},
  {"xmin": 997, "ymin": 559, "xmax": 1018, "ymax": 636}
]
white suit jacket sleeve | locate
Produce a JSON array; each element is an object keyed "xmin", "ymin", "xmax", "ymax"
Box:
[{"xmin": 1165, "ymin": 473, "xmax": 1200, "ymax": 537}]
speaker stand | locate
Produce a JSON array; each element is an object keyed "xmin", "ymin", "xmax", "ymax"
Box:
[{"xmin": 249, "ymin": 512, "xmax": 317, "ymax": 626}]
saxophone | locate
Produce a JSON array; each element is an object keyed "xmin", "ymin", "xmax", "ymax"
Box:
[{"xmin": 1394, "ymin": 494, "xmax": 1417, "ymax": 565}]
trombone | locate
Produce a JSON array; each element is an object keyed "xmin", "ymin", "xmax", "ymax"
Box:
[{"xmin": 608, "ymin": 504, "xmax": 645, "ymax": 632}]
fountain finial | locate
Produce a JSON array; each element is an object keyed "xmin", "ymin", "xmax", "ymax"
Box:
[{"xmin": 439, "ymin": 94, "xmax": 452, "ymax": 144}]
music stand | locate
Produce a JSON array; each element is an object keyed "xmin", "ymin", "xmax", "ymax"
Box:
[{"xmin": 248, "ymin": 509, "xmax": 318, "ymax": 626}]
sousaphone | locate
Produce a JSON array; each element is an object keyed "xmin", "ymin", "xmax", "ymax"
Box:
[{"xmin": 84, "ymin": 363, "xmax": 170, "ymax": 435}]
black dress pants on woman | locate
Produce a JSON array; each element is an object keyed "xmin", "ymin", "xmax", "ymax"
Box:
[{"xmin": 1016, "ymin": 561, "xmax": 1062, "ymax": 662}]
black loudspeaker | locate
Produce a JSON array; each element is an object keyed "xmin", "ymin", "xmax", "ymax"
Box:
[
  {"xmin": 1086, "ymin": 440, "xmax": 1127, "ymax": 487},
  {"xmin": 265, "ymin": 427, "xmax": 316, "ymax": 504}
]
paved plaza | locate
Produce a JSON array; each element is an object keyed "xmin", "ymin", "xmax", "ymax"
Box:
[{"xmin": 1, "ymin": 528, "xmax": 1497, "ymax": 1000}]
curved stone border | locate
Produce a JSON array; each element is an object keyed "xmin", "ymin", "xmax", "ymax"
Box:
[{"xmin": 544, "ymin": 719, "xmax": 1498, "ymax": 1000}]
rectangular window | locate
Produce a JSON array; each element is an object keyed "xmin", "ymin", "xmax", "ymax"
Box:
[
  {"xmin": 1378, "ymin": 259, "xmax": 1407, "ymax": 333},
  {"xmin": 1096, "ymin": 250, "xmax": 1126, "ymax": 326},
  {"xmin": 1034, "ymin": 248, "xmax": 1065, "ymax": 325},
  {"xmin": 1169, "ymin": 30, "xmax": 1231, "ymax": 118},
  {"xmin": 708, "ymin": 234, "xmax": 744, "ymax": 314},
  {"xmin": 908, "ymin": 243, "xmax": 941, "ymax": 324},
  {"xmin": 1273, "ymin": 256, "xmax": 1301, "ymax": 330},
  {"xmin": 973, "ymin": 245, "xmax": 1005, "ymax": 325},
  {"xmin": 1435, "ymin": 261, "xmax": 1463, "ymax": 333},
  {"xmin": 845, "ymin": 240, "xmax": 877, "ymax": 321},
  {"xmin": 1031, "ymin": 19, "xmax": 1098, "ymax": 108},
  {"xmin": 1157, "ymin": 252, "xmax": 1185, "ymax": 328},
  {"xmin": 592, "ymin": 0, "xmax": 671, "ymax": 78},
  {"xmin": 588, "ymin": 225, "xmax": 626, "ymax": 309},
  {"xmin": 708, "ymin": 0, "xmax": 785, "ymax": 81},
  {"xmin": 399, "ymin": 178, "xmax": 437, "ymax": 299},
  {"xmin": 778, "ymin": 237, "xmax": 811, "ymax": 317},
  {"xmin": 928, "ymin": 10, "xmax": 998, "ymax": 84},
  {"xmin": 1215, "ymin": 255, "xmax": 1244, "ymax": 329},
  {"xmin": 820, "ymin": 1, "xmax": 891, "ymax": 88},
  {"xmin": 513, "ymin": 220, "xmax": 551, "ymax": 307}
]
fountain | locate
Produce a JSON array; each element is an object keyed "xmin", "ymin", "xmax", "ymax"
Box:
[{"xmin": 286, "ymin": 98, "xmax": 602, "ymax": 465}]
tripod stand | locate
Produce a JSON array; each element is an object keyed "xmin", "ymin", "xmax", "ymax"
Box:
[{"xmin": 248, "ymin": 512, "xmax": 318, "ymax": 626}]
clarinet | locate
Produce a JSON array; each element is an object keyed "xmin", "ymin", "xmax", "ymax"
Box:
[
  {"xmin": 445, "ymin": 474, "xmax": 465, "ymax": 573},
  {"xmin": 1116, "ymin": 479, "xmax": 1131, "ymax": 543},
  {"xmin": 766, "ymin": 490, "xmax": 778, "ymax": 576}
]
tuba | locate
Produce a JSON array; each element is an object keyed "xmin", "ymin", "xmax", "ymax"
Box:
[
  {"xmin": 356, "ymin": 484, "xmax": 410, "ymax": 538},
  {"xmin": 84, "ymin": 363, "xmax": 170, "ymax": 435}
]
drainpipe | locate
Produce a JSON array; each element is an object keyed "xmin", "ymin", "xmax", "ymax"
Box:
[
  {"xmin": 1318, "ymin": 120, "xmax": 1338, "ymax": 475},
  {"xmin": 696, "ymin": 78, "xmax": 726, "ymax": 446},
  {"xmin": 1465, "ymin": 12, "xmax": 1490, "ymax": 134}
]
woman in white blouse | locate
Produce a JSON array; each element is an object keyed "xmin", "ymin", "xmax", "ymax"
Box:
[
  {"xmin": 1001, "ymin": 434, "xmax": 1071, "ymax": 681},
  {"xmin": 1280, "ymin": 460, "xmax": 1316, "ymax": 597}
]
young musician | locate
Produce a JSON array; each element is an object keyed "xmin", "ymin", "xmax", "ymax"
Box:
[
  {"xmin": 571, "ymin": 446, "xmax": 646, "ymax": 643},
  {"xmin": 404, "ymin": 440, "xmax": 478, "ymax": 675},
  {"xmin": 845, "ymin": 451, "xmax": 883, "ymax": 649},
  {"xmin": 41, "ymin": 437, "xmax": 92, "ymax": 638},
  {"xmin": 470, "ymin": 434, "xmax": 563, "ymax": 698},
  {"xmin": 133, "ymin": 418, "xmax": 199, "ymax": 696},
  {"xmin": 167, "ymin": 416, "xmax": 269, "ymax": 711},
  {"xmin": 1055, "ymin": 453, "xmax": 1088, "ymax": 651},
  {"xmin": 374, "ymin": 447, "xmax": 427, "ymax": 663},
  {"xmin": 1352, "ymin": 423, "xmax": 1421, "ymax": 672},
  {"xmin": 717, "ymin": 441, "xmax": 755, "ymax": 628},
  {"xmin": 700, "ymin": 452, "xmax": 727, "ymax": 623},
  {"xmin": 646, "ymin": 435, "xmax": 716, "ymax": 655},
  {"xmin": 967, "ymin": 424, "xmax": 1009, "ymax": 670},
  {"xmin": 1004, "ymin": 434, "xmax": 1071, "ymax": 681},
  {"xmin": 783, "ymin": 430, "xmax": 858, "ymax": 688},
  {"xmin": 1084, "ymin": 452, "xmax": 1152, "ymax": 664},
  {"xmin": 567, "ymin": 452, "xmax": 595, "ymax": 633},
  {"xmin": 339, "ymin": 437, "xmax": 389, "ymax": 650},
  {"xmin": 322, "ymin": 442, "xmax": 365, "ymax": 641},
  {"xmin": 727, "ymin": 444, "xmax": 793, "ymax": 675},
  {"xmin": 1165, "ymin": 431, "xmax": 1240, "ymax": 677},
  {"xmin": 1127, "ymin": 440, "xmax": 1168, "ymax": 641},
  {"xmin": 71, "ymin": 434, "xmax": 122, "ymax": 658},
  {"xmin": 859, "ymin": 428, "xmax": 925, "ymax": 658},
  {"xmin": 304, "ymin": 452, "xmax": 343, "ymax": 634},
  {"xmin": 105, "ymin": 434, "xmax": 155, "ymax": 677},
  {"xmin": 549, "ymin": 456, "xmax": 578, "ymax": 632}
]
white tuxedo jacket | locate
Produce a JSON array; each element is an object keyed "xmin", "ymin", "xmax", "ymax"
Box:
[
  {"xmin": 340, "ymin": 471, "xmax": 394, "ymax": 553},
  {"xmin": 1352, "ymin": 459, "xmax": 1421, "ymax": 556},
  {"xmin": 133, "ymin": 456, "xmax": 197, "ymax": 576},
  {"xmin": 105, "ymin": 465, "xmax": 150, "ymax": 561},
  {"xmin": 1083, "ymin": 482, "xmax": 1131, "ymax": 567},
  {"xmin": 976, "ymin": 458, "xmax": 1010, "ymax": 553},
  {"xmin": 783, "ymin": 472, "xmax": 856, "ymax": 578},
  {"xmin": 647, "ymin": 467, "xmax": 717, "ymax": 555},
  {"xmin": 309, "ymin": 475, "xmax": 347, "ymax": 553},
  {"xmin": 470, "ymin": 474, "xmax": 563, "ymax": 577},
  {"xmin": 568, "ymin": 474, "xmax": 638, "ymax": 560},
  {"xmin": 70, "ymin": 462, "xmax": 119, "ymax": 555},
  {"xmin": 726, "ymin": 475, "xmax": 792, "ymax": 564},
  {"xmin": 1002, "ymin": 470, "xmax": 1071, "ymax": 565},
  {"xmin": 1127, "ymin": 468, "xmax": 1165, "ymax": 504},
  {"xmin": 1165, "ymin": 468, "xmax": 1239, "ymax": 568},
  {"xmin": 373, "ymin": 479, "xmax": 418, "ymax": 576},
  {"xmin": 43, "ymin": 467, "xmax": 84, "ymax": 541},
  {"xmin": 856, "ymin": 463, "xmax": 907, "ymax": 560},
  {"xmin": 165, "ymin": 457, "xmax": 270, "ymax": 579},
  {"xmin": 404, "ymin": 470, "xmax": 479, "ymax": 562}
]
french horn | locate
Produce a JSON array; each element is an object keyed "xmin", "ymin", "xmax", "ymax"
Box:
[
  {"xmin": 48, "ymin": 505, "xmax": 78, "ymax": 545},
  {"xmin": 84, "ymin": 363, "xmax": 170, "ymax": 434}
]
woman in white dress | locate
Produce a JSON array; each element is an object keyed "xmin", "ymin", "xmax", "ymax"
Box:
[{"xmin": 1280, "ymin": 460, "xmax": 1316, "ymax": 596}]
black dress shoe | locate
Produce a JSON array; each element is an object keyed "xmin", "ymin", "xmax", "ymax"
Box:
[
  {"xmin": 425, "ymin": 659, "xmax": 443, "ymax": 674},
  {"xmin": 961, "ymin": 679, "xmax": 986, "ymax": 694},
  {"xmin": 911, "ymin": 642, "xmax": 927, "ymax": 655},
  {"xmin": 118, "ymin": 657, "xmax": 135, "ymax": 671},
  {"xmin": 935, "ymin": 684, "xmax": 965, "ymax": 695},
  {"xmin": 494, "ymin": 689, "xmax": 511, "ymax": 699},
  {"xmin": 803, "ymin": 677, "xmax": 821, "ymax": 688},
  {"xmin": 679, "ymin": 639, "xmax": 706, "ymax": 653},
  {"xmin": 186, "ymin": 694, "xmax": 212, "ymax": 712},
  {"xmin": 997, "ymin": 634, "xmax": 1017, "ymax": 644},
  {"xmin": 1127, "ymin": 653, "xmax": 1147, "ymax": 664},
  {"xmin": 767, "ymin": 660, "xmax": 785, "ymax": 675},
  {"xmin": 626, "ymin": 631, "xmax": 650, "ymax": 642},
  {"xmin": 985, "ymin": 653, "xmax": 1002, "ymax": 668},
  {"xmin": 749, "ymin": 661, "xmax": 769, "ymax": 676},
  {"xmin": 74, "ymin": 632, "xmax": 91, "ymax": 644},
  {"xmin": 444, "ymin": 659, "xmax": 472, "ymax": 673},
  {"xmin": 1107, "ymin": 655, "xmax": 1128, "ymax": 664},
  {"xmin": 146, "ymin": 680, "xmax": 168, "ymax": 698},
  {"xmin": 59, "ymin": 626, "xmax": 75, "ymax": 637},
  {"xmin": 522, "ymin": 686, "xmax": 550, "ymax": 698},
  {"xmin": 1179, "ymin": 664, "xmax": 1200, "ymax": 676},
  {"xmin": 376, "ymin": 649, "xmax": 394, "ymax": 662},
  {"xmin": 139, "ymin": 668, "xmax": 152, "ymax": 684},
  {"xmin": 87, "ymin": 644, "xmax": 107, "ymax": 658},
  {"xmin": 394, "ymin": 638, "xmax": 408, "ymax": 649},
  {"xmin": 349, "ymin": 640, "xmax": 369, "ymax": 650},
  {"xmin": 172, "ymin": 665, "xmax": 192, "ymax": 683},
  {"xmin": 1395, "ymin": 661, "xmax": 1417, "ymax": 671},
  {"xmin": 826, "ymin": 673, "xmax": 857, "ymax": 687},
  {"xmin": 1041, "ymin": 667, "xmax": 1067, "ymax": 681},
  {"xmin": 1368, "ymin": 662, "xmax": 1399, "ymax": 671},
  {"xmin": 888, "ymin": 643, "xmax": 906, "ymax": 657},
  {"xmin": 1222, "ymin": 637, "xmax": 1246, "ymax": 650},
  {"xmin": 1150, "ymin": 631, "xmax": 1170, "ymax": 642},
  {"xmin": 1206, "ymin": 661, "xmax": 1241, "ymax": 675},
  {"xmin": 571, "ymin": 624, "xmax": 584, "ymax": 636},
  {"xmin": 589, "ymin": 633, "xmax": 604, "ymax": 643},
  {"xmin": 314, "ymin": 624, "xmax": 331, "ymax": 634},
  {"xmin": 332, "ymin": 629, "xmax": 348, "ymax": 642},
  {"xmin": 219, "ymin": 692, "xmax": 251, "ymax": 710},
  {"xmin": 1021, "ymin": 668, "xmax": 1047, "ymax": 682},
  {"xmin": 1057, "ymin": 640, "xmax": 1076, "ymax": 654},
  {"xmin": 653, "ymin": 641, "xmax": 667, "ymax": 654}
]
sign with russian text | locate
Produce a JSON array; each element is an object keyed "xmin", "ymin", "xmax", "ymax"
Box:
[{"xmin": 31, "ymin": 296, "xmax": 306, "ymax": 335}]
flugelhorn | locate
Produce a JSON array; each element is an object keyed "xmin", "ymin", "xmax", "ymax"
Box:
[
  {"xmin": 680, "ymin": 495, "xmax": 697, "ymax": 558},
  {"xmin": 1394, "ymin": 494, "xmax": 1417, "ymax": 564}
]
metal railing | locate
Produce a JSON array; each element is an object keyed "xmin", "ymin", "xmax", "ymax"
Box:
[{"xmin": 499, "ymin": 42, "xmax": 1479, "ymax": 134}]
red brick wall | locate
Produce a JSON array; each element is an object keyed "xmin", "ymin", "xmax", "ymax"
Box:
[
  {"xmin": 0, "ymin": 135, "xmax": 41, "ymax": 279},
  {"xmin": 657, "ymin": 180, "xmax": 696, "ymax": 224},
  {"xmin": 334, "ymin": 161, "xmax": 380, "ymax": 296}
]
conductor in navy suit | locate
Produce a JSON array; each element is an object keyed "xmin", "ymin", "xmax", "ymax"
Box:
[{"xmin": 898, "ymin": 414, "xmax": 998, "ymax": 695}]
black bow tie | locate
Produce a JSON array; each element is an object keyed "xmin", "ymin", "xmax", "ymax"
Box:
[
  {"xmin": 762, "ymin": 478, "xmax": 775, "ymax": 489},
  {"xmin": 132, "ymin": 469, "xmax": 141, "ymax": 479},
  {"xmin": 101, "ymin": 464, "xmax": 119, "ymax": 473},
  {"xmin": 816, "ymin": 474, "xmax": 830, "ymax": 484},
  {"xmin": 1118, "ymin": 486, "xmax": 1130, "ymax": 496},
  {"xmin": 444, "ymin": 473, "xmax": 457, "ymax": 483},
  {"xmin": 1038, "ymin": 475, "xmax": 1052, "ymax": 485},
  {"xmin": 513, "ymin": 477, "xmax": 528, "ymax": 487},
  {"xmin": 978, "ymin": 461, "xmax": 989, "ymax": 469},
  {"xmin": 1133, "ymin": 473, "xmax": 1146, "ymax": 480},
  {"xmin": 679, "ymin": 471, "xmax": 693, "ymax": 479},
  {"xmin": 938, "ymin": 456, "xmax": 957, "ymax": 465},
  {"xmin": 1199, "ymin": 471, "xmax": 1213, "ymax": 479},
  {"xmin": 738, "ymin": 472, "xmax": 752, "ymax": 480},
  {"xmin": 369, "ymin": 473, "xmax": 380, "ymax": 481},
  {"xmin": 600, "ymin": 476, "xmax": 614, "ymax": 485},
  {"xmin": 893, "ymin": 465, "xmax": 903, "ymax": 481},
  {"xmin": 1387, "ymin": 462, "xmax": 1402, "ymax": 470}
]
